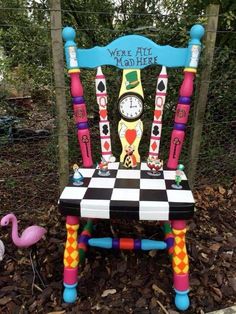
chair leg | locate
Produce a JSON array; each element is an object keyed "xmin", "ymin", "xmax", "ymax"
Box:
[
  {"xmin": 63, "ymin": 216, "xmax": 80, "ymax": 303},
  {"xmin": 172, "ymin": 220, "xmax": 190, "ymax": 311}
]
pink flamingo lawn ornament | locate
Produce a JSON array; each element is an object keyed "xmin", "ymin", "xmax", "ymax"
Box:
[
  {"xmin": 0, "ymin": 213, "xmax": 46, "ymax": 248},
  {"xmin": 1, "ymin": 213, "xmax": 47, "ymax": 292}
]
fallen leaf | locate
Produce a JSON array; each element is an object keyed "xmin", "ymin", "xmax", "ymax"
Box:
[
  {"xmin": 219, "ymin": 186, "xmax": 226, "ymax": 194},
  {"xmin": 101, "ymin": 289, "xmax": 117, "ymax": 297},
  {"xmin": 0, "ymin": 296, "xmax": 12, "ymax": 306},
  {"xmin": 149, "ymin": 250, "xmax": 157, "ymax": 257},
  {"xmin": 209, "ymin": 243, "xmax": 221, "ymax": 251}
]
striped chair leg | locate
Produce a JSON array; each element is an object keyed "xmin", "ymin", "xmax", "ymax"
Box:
[
  {"xmin": 78, "ymin": 219, "xmax": 93, "ymax": 264},
  {"xmin": 172, "ymin": 220, "xmax": 190, "ymax": 311}
]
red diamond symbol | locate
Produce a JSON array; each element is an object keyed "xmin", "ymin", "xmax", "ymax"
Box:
[
  {"xmin": 151, "ymin": 141, "xmax": 157, "ymax": 151},
  {"xmin": 104, "ymin": 141, "xmax": 110, "ymax": 151}
]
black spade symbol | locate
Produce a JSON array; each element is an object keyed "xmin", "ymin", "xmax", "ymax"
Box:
[
  {"xmin": 153, "ymin": 125, "xmax": 159, "ymax": 136},
  {"xmin": 102, "ymin": 124, "xmax": 109, "ymax": 135},
  {"xmin": 98, "ymin": 81, "xmax": 105, "ymax": 93},
  {"xmin": 158, "ymin": 80, "xmax": 165, "ymax": 92}
]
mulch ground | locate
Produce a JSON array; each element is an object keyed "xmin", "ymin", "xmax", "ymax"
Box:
[{"xmin": 0, "ymin": 140, "xmax": 235, "ymax": 314}]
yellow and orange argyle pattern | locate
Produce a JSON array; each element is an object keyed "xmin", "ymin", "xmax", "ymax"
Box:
[
  {"xmin": 172, "ymin": 228, "xmax": 189, "ymax": 274},
  {"xmin": 64, "ymin": 223, "xmax": 79, "ymax": 268}
]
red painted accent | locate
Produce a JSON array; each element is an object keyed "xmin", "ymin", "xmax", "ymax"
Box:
[
  {"xmin": 175, "ymin": 104, "xmax": 190, "ymax": 124},
  {"xmin": 125, "ymin": 129, "xmax": 137, "ymax": 145},
  {"xmin": 102, "ymin": 151, "xmax": 112, "ymax": 155},
  {"xmin": 100, "ymin": 136, "xmax": 110, "ymax": 139},
  {"xmin": 74, "ymin": 104, "xmax": 87, "ymax": 123},
  {"xmin": 99, "ymin": 109, "xmax": 107, "ymax": 119},
  {"xmin": 149, "ymin": 152, "xmax": 159, "ymax": 156},
  {"xmin": 158, "ymin": 74, "xmax": 168, "ymax": 78},
  {"xmin": 81, "ymin": 230, "xmax": 91, "ymax": 237},
  {"xmin": 120, "ymin": 238, "xmax": 134, "ymax": 250},
  {"xmin": 172, "ymin": 220, "xmax": 186, "ymax": 230},
  {"xmin": 78, "ymin": 243, "xmax": 87, "ymax": 251},
  {"xmin": 66, "ymin": 216, "xmax": 79, "ymax": 225},
  {"xmin": 104, "ymin": 141, "xmax": 110, "ymax": 151},
  {"xmin": 151, "ymin": 136, "xmax": 161, "ymax": 140},
  {"xmin": 96, "ymin": 93, "xmax": 107, "ymax": 97},
  {"xmin": 64, "ymin": 267, "xmax": 78, "ymax": 285},
  {"xmin": 96, "ymin": 75, "xmax": 105, "ymax": 79},
  {"xmin": 154, "ymin": 110, "xmax": 162, "ymax": 120},
  {"xmin": 156, "ymin": 92, "xmax": 166, "ymax": 96}
]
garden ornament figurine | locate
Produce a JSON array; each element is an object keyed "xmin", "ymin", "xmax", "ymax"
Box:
[
  {"xmin": 1, "ymin": 213, "xmax": 47, "ymax": 292},
  {"xmin": 123, "ymin": 145, "xmax": 137, "ymax": 168},
  {"xmin": 98, "ymin": 158, "xmax": 110, "ymax": 176},
  {"xmin": 0, "ymin": 213, "xmax": 46, "ymax": 248},
  {"xmin": 147, "ymin": 156, "xmax": 163, "ymax": 176},
  {"xmin": 172, "ymin": 164, "xmax": 185, "ymax": 189},
  {"xmin": 0, "ymin": 240, "xmax": 5, "ymax": 261},
  {"xmin": 73, "ymin": 164, "xmax": 84, "ymax": 186}
]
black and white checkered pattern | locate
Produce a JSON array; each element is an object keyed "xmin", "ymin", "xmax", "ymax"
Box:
[{"xmin": 59, "ymin": 163, "xmax": 195, "ymax": 220}]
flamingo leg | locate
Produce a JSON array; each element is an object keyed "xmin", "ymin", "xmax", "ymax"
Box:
[{"xmin": 30, "ymin": 246, "xmax": 46, "ymax": 294}]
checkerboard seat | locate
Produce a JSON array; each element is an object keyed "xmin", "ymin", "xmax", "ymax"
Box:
[{"xmin": 59, "ymin": 162, "xmax": 195, "ymax": 221}]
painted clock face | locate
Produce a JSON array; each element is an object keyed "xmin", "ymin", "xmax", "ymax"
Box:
[{"xmin": 118, "ymin": 93, "xmax": 144, "ymax": 121}]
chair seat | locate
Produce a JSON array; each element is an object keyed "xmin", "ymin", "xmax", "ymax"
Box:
[{"xmin": 59, "ymin": 162, "xmax": 195, "ymax": 220}]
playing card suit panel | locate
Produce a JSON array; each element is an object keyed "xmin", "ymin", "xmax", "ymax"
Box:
[
  {"xmin": 99, "ymin": 121, "xmax": 111, "ymax": 137},
  {"xmin": 97, "ymin": 81, "xmax": 105, "ymax": 93},
  {"xmin": 118, "ymin": 119, "xmax": 143, "ymax": 164}
]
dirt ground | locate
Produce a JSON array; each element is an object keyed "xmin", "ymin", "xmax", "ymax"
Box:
[{"xmin": 0, "ymin": 140, "xmax": 235, "ymax": 314}]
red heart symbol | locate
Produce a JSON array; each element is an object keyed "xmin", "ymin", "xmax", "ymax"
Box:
[
  {"xmin": 125, "ymin": 129, "xmax": 137, "ymax": 145},
  {"xmin": 99, "ymin": 110, "xmax": 107, "ymax": 119},
  {"xmin": 154, "ymin": 110, "xmax": 162, "ymax": 120}
]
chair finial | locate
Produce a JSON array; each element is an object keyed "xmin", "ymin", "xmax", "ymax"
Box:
[
  {"xmin": 190, "ymin": 24, "xmax": 205, "ymax": 43},
  {"xmin": 62, "ymin": 27, "xmax": 76, "ymax": 42}
]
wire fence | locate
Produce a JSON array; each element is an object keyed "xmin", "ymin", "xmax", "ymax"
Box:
[{"xmin": 0, "ymin": 4, "xmax": 235, "ymax": 214}]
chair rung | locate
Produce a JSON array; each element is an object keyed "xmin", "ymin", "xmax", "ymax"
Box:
[{"xmin": 88, "ymin": 237, "xmax": 167, "ymax": 250}]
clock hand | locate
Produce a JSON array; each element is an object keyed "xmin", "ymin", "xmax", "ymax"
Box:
[{"xmin": 130, "ymin": 98, "xmax": 133, "ymax": 108}]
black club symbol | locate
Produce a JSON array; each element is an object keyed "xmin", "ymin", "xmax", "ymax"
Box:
[
  {"xmin": 153, "ymin": 126, "xmax": 159, "ymax": 136},
  {"xmin": 102, "ymin": 125, "xmax": 109, "ymax": 135}
]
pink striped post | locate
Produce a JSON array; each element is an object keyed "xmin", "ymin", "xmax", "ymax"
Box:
[
  {"xmin": 167, "ymin": 69, "xmax": 195, "ymax": 169},
  {"xmin": 70, "ymin": 70, "xmax": 93, "ymax": 167}
]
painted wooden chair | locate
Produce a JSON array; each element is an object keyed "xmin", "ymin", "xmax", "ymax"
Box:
[{"xmin": 59, "ymin": 24, "xmax": 205, "ymax": 311}]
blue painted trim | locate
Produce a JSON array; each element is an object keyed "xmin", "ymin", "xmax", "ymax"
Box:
[
  {"xmin": 62, "ymin": 27, "xmax": 79, "ymax": 70},
  {"xmin": 88, "ymin": 237, "xmax": 112, "ymax": 249},
  {"xmin": 141, "ymin": 239, "xmax": 167, "ymax": 250},
  {"xmin": 63, "ymin": 283, "xmax": 78, "ymax": 303},
  {"xmin": 185, "ymin": 24, "xmax": 205, "ymax": 68},
  {"xmin": 77, "ymin": 35, "xmax": 188, "ymax": 68},
  {"xmin": 174, "ymin": 289, "xmax": 190, "ymax": 311},
  {"xmin": 62, "ymin": 25, "xmax": 205, "ymax": 70}
]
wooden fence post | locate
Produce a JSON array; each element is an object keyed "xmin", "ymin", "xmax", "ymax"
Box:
[
  {"xmin": 187, "ymin": 4, "xmax": 220, "ymax": 187},
  {"xmin": 50, "ymin": 0, "xmax": 69, "ymax": 191}
]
